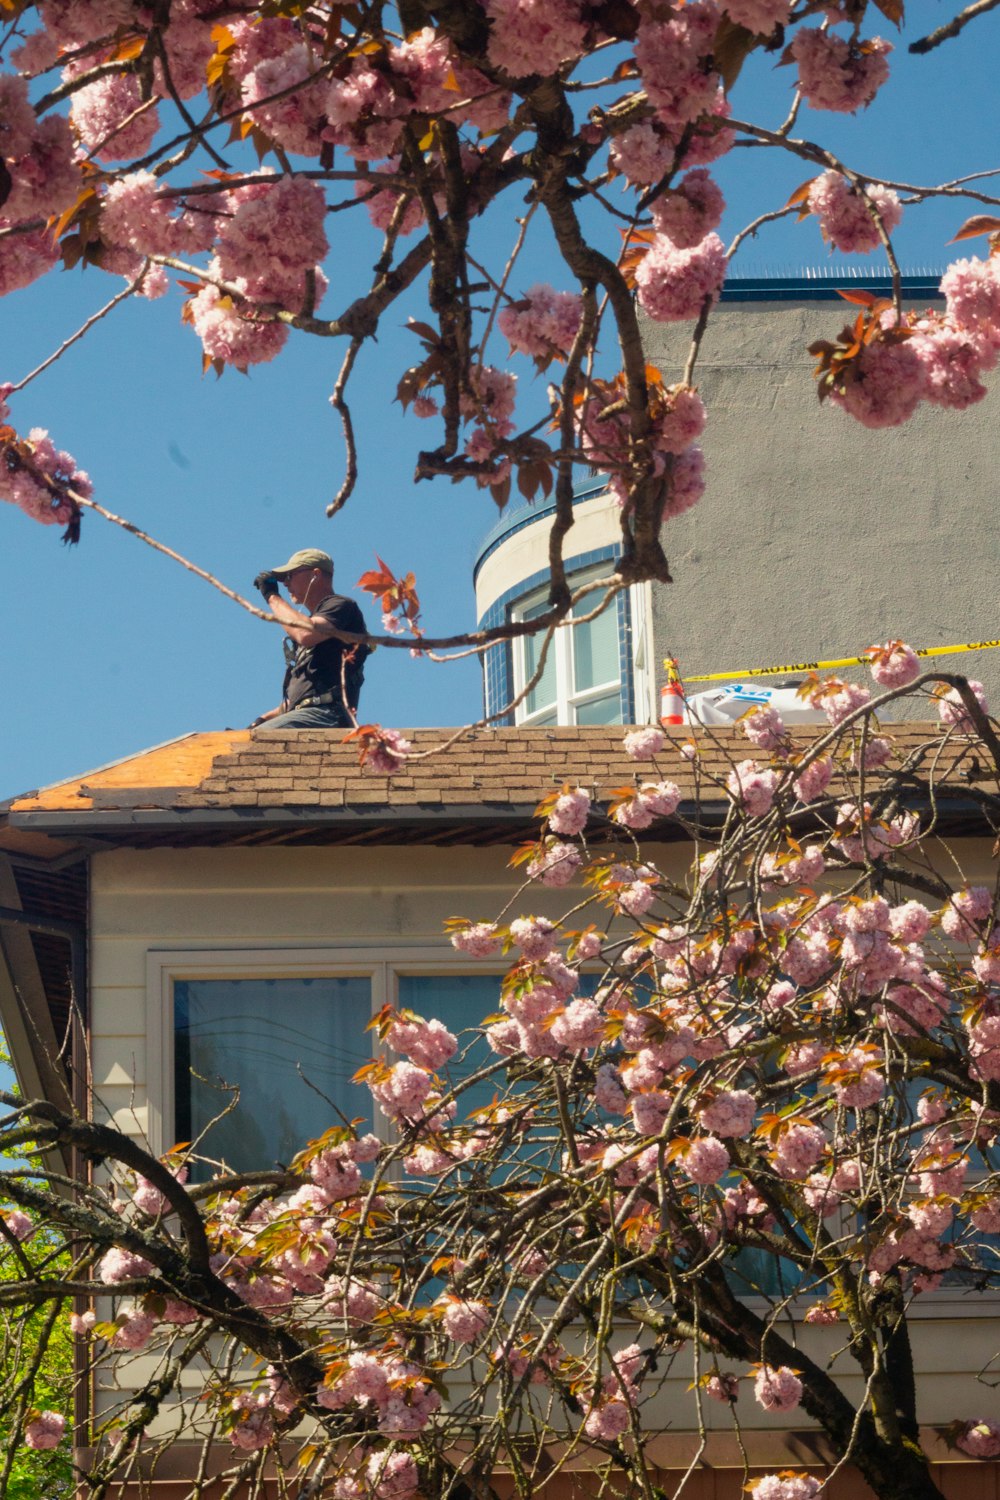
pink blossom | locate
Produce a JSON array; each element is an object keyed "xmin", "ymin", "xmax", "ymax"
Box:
[
  {"xmin": 940, "ymin": 885, "xmax": 994, "ymax": 940},
  {"xmin": 2, "ymin": 1209, "xmax": 33, "ymax": 1240},
  {"xmin": 229, "ymin": 1391, "xmax": 275, "ymax": 1452},
  {"xmin": 0, "ymin": 225, "xmax": 59, "ymax": 300},
  {"xmin": 631, "ymin": 1090, "xmax": 673, "ymax": 1136},
  {"xmin": 723, "ymin": 0, "xmax": 790, "ymax": 28},
  {"xmin": 111, "ymin": 1307, "xmax": 156, "ymax": 1351},
  {"xmin": 697, "ymin": 1089, "xmax": 755, "ymax": 1138},
  {"xmin": 753, "ymin": 1365, "xmax": 803, "ymax": 1413},
  {"xmin": 938, "ymin": 679, "xmax": 987, "ymax": 730},
  {"xmin": 970, "ymin": 1197, "xmax": 1000, "ymax": 1234},
  {"xmin": 0, "ymin": 75, "xmax": 41, "ymax": 162},
  {"xmin": 361, "ymin": 729, "xmax": 413, "ymax": 776},
  {"xmin": 509, "ymin": 916, "xmax": 556, "ymax": 960},
  {"xmin": 132, "ymin": 1164, "xmax": 188, "ymax": 1219},
  {"xmin": 828, "ymin": 333, "xmax": 926, "ymax": 428},
  {"xmin": 24, "ymin": 1411, "xmax": 65, "ymax": 1450},
  {"xmin": 911, "ymin": 321, "xmax": 993, "ymax": 410},
  {"xmin": 439, "ymin": 1297, "xmax": 491, "ymax": 1344},
  {"xmin": 32, "ymin": 0, "xmax": 133, "ymax": 48},
  {"xmin": 484, "ymin": 0, "xmax": 587, "ymax": 77},
  {"xmin": 451, "ymin": 922, "xmax": 501, "ymax": 957},
  {"xmin": 635, "ymin": 2, "xmax": 721, "ymax": 126},
  {"xmin": 793, "ymin": 755, "xmax": 833, "ymax": 803},
  {"xmin": 861, "ymin": 639, "xmax": 919, "ymax": 690},
  {"xmin": 889, "ymin": 901, "xmax": 932, "ymax": 942},
  {"xmin": 772, "ymin": 1122, "xmax": 826, "ymax": 1179},
  {"xmin": 790, "ymin": 28, "xmax": 891, "ymax": 113},
  {"xmin": 803, "ymin": 1302, "xmax": 840, "ymax": 1325},
  {"xmin": 650, "ymin": 171, "xmax": 725, "ymax": 250},
  {"xmin": 98, "ymin": 1247, "xmax": 155, "ymax": 1284},
  {"xmin": 623, "ymin": 726, "xmax": 665, "ymax": 761},
  {"xmin": 683, "ymin": 1135, "xmax": 730, "ymax": 1184},
  {"xmin": 583, "ymin": 1397, "xmax": 630, "ymax": 1441},
  {"xmin": 594, "ymin": 1063, "xmax": 627, "ymax": 1114},
  {"xmin": 635, "ymin": 233, "xmax": 727, "ymax": 324},
  {"xmin": 67, "ymin": 70, "xmax": 160, "ymax": 162},
  {"xmin": 370, "ymin": 1060, "xmax": 434, "ymax": 1121},
  {"xmin": 216, "ymin": 177, "xmax": 328, "ymax": 288},
  {"xmin": 809, "ymin": 677, "xmax": 872, "ymax": 725},
  {"xmin": 956, "ymin": 1419, "xmax": 1000, "ymax": 1459},
  {"xmin": 940, "ymin": 256, "xmax": 1000, "ymax": 349},
  {"xmin": 751, "ymin": 1476, "xmax": 820, "ymax": 1500},
  {"xmin": 498, "ymin": 284, "xmax": 582, "ymax": 362},
  {"xmin": 726, "ymin": 759, "xmax": 778, "ymax": 817},
  {"xmin": 3, "ymin": 114, "xmax": 79, "ymax": 224},
  {"xmin": 549, "ymin": 787, "xmax": 591, "ymax": 835},
  {"xmin": 618, "ymin": 880, "xmax": 656, "ymax": 918},
  {"xmin": 359, "ymin": 162, "xmax": 425, "ymax": 237},
  {"xmin": 386, "ymin": 1015, "xmax": 457, "ymax": 1071},
  {"xmin": 528, "ymin": 840, "xmax": 583, "ymax": 887},
  {"xmin": 551, "ymin": 998, "xmax": 605, "ymax": 1051},
  {"xmin": 705, "ymin": 1371, "xmax": 740, "ymax": 1402},
  {"xmin": 188, "ymin": 280, "xmax": 287, "ymax": 370},
  {"xmin": 807, "ymin": 171, "xmax": 902, "ymax": 253},
  {"xmin": 609, "ymin": 98, "xmax": 733, "ymax": 186},
  {"xmin": 741, "ymin": 704, "xmax": 785, "ymax": 751},
  {"xmin": 242, "ymin": 44, "xmax": 328, "ymax": 156},
  {"xmin": 10, "ymin": 29, "xmax": 60, "ymax": 75}
]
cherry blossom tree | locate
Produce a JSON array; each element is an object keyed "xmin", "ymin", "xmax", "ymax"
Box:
[
  {"xmin": 3, "ymin": 655, "xmax": 1000, "ymax": 1500},
  {"xmin": 0, "ymin": 0, "xmax": 998, "ymax": 675}
]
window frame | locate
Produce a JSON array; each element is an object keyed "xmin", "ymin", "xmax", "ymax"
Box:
[
  {"xmin": 145, "ymin": 947, "xmax": 508, "ymax": 1161},
  {"xmin": 511, "ymin": 569, "xmax": 623, "ymax": 727}
]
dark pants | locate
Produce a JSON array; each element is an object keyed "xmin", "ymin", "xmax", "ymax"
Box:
[{"xmin": 264, "ymin": 704, "xmax": 354, "ymax": 729}]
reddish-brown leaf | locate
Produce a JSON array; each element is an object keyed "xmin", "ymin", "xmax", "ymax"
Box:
[{"xmin": 949, "ymin": 214, "xmax": 1000, "ymax": 244}]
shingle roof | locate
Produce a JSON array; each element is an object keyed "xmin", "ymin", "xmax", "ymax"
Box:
[{"xmin": 2, "ymin": 721, "xmax": 992, "ymax": 854}]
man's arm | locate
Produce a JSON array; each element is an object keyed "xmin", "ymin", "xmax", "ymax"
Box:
[{"xmin": 265, "ymin": 593, "xmax": 333, "ymax": 649}]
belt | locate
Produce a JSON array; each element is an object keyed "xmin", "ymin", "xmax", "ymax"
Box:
[{"xmin": 295, "ymin": 694, "xmax": 345, "ymax": 711}]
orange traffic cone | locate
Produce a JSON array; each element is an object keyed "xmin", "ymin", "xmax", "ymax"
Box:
[{"xmin": 660, "ymin": 658, "xmax": 685, "ymax": 726}]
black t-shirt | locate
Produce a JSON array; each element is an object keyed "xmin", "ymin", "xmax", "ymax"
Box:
[{"xmin": 282, "ymin": 593, "xmax": 369, "ymax": 711}]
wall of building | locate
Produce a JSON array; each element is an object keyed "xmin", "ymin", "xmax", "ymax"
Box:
[
  {"xmin": 641, "ymin": 293, "xmax": 1000, "ymax": 706},
  {"xmin": 86, "ymin": 840, "xmax": 1000, "ymax": 1456}
]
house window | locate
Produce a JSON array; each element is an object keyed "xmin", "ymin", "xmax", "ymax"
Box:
[
  {"xmin": 173, "ymin": 975, "xmax": 374, "ymax": 1177},
  {"xmin": 515, "ymin": 574, "xmax": 623, "ymax": 726},
  {"xmin": 149, "ymin": 951, "xmax": 511, "ymax": 1177}
]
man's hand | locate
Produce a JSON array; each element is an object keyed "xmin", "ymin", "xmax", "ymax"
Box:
[{"xmin": 253, "ymin": 570, "xmax": 281, "ymax": 600}]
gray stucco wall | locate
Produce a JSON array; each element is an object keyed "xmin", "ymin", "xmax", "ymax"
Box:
[{"xmin": 643, "ymin": 298, "xmax": 999, "ymax": 708}]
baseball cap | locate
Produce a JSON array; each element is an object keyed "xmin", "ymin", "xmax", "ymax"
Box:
[{"xmin": 271, "ymin": 548, "xmax": 334, "ymax": 577}]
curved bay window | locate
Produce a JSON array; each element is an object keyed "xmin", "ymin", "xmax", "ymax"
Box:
[{"xmin": 516, "ymin": 571, "xmax": 624, "ymax": 727}]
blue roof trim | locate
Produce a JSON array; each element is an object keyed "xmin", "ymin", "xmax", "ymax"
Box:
[{"xmin": 721, "ymin": 273, "xmax": 943, "ymax": 303}]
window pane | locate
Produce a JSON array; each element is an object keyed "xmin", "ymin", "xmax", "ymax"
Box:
[
  {"xmin": 398, "ymin": 974, "xmax": 503, "ymax": 1121},
  {"xmin": 575, "ymin": 692, "xmax": 621, "ymax": 726},
  {"xmin": 522, "ymin": 600, "xmax": 557, "ymax": 717},
  {"xmin": 573, "ymin": 598, "xmax": 618, "ymax": 693},
  {"xmin": 175, "ymin": 976, "xmax": 372, "ymax": 1178}
]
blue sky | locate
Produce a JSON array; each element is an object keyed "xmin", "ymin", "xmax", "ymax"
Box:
[{"xmin": 2, "ymin": 0, "xmax": 997, "ymax": 798}]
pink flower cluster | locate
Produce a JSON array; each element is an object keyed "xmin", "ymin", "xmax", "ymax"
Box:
[
  {"xmin": 723, "ymin": 0, "xmax": 790, "ymax": 32},
  {"xmin": 753, "ymin": 1365, "xmax": 803, "ymax": 1413},
  {"xmin": 635, "ymin": 2, "xmax": 721, "ymax": 126},
  {"xmin": 613, "ymin": 781, "xmax": 682, "ymax": 830},
  {"xmin": 386, "ymin": 1014, "xmax": 457, "ymax": 1070},
  {"xmin": 498, "ymin": 284, "xmax": 582, "ymax": 363},
  {"xmin": 609, "ymin": 97, "xmax": 734, "ymax": 187},
  {"xmin": 790, "ymin": 29, "xmax": 892, "ymax": 113},
  {"xmin": 807, "ymin": 172, "xmax": 902, "ymax": 254},
  {"xmin": 484, "ymin": 0, "xmax": 587, "ymax": 76},
  {"xmin": 938, "ymin": 679, "xmax": 987, "ymax": 731},
  {"xmin": 696, "ymin": 1089, "xmax": 755, "ymax": 1138},
  {"xmin": 24, "ymin": 1411, "xmax": 65, "ymax": 1449},
  {"xmin": 865, "ymin": 639, "xmax": 920, "ymax": 689},
  {"xmin": 957, "ymin": 1419, "xmax": 1000, "ymax": 1459},
  {"xmin": 527, "ymin": 840, "xmax": 583, "ymax": 887},
  {"xmin": 450, "ymin": 921, "xmax": 502, "ymax": 957},
  {"xmin": 635, "ymin": 233, "xmax": 727, "ymax": 324},
  {"xmin": 726, "ymin": 759, "xmax": 778, "ymax": 817},
  {"xmin": 623, "ymin": 726, "xmax": 666, "ymax": 761},
  {"xmin": 750, "ymin": 1477, "xmax": 820, "ymax": 1500},
  {"xmin": 549, "ymin": 787, "xmax": 591, "ymax": 835},
  {"xmin": 438, "ymin": 1296, "xmax": 491, "ymax": 1344},
  {"xmin": 650, "ymin": 170, "xmax": 726, "ymax": 250}
]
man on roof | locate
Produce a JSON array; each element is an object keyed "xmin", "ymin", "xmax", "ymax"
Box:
[{"xmin": 250, "ymin": 549, "xmax": 370, "ymax": 729}]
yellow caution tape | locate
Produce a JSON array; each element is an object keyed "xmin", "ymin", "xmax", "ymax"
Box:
[{"xmin": 670, "ymin": 639, "xmax": 1000, "ymax": 685}]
